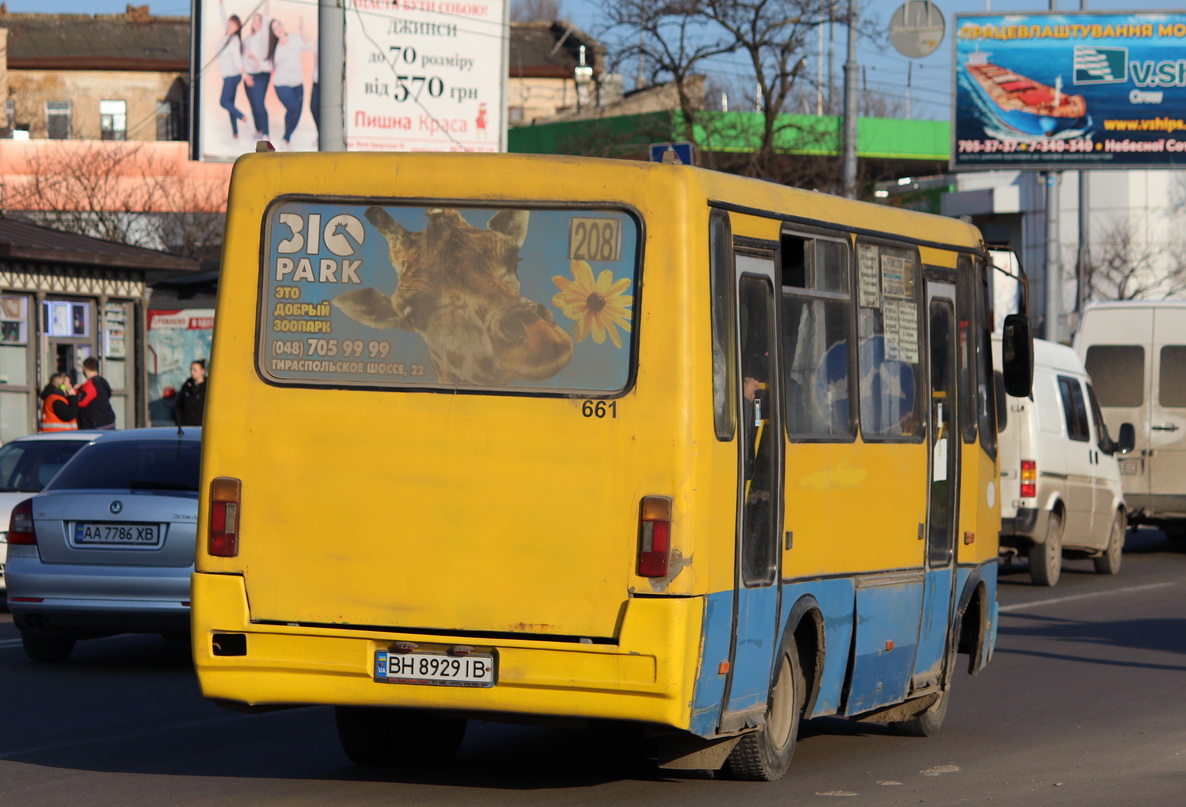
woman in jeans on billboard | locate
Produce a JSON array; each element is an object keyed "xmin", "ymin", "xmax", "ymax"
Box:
[
  {"xmin": 216, "ymin": 0, "xmax": 248, "ymax": 141},
  {"xmin": 267, "ymin": 16, "xmax": 313, "ymax": 150}
]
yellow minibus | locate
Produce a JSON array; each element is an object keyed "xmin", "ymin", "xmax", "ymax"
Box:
[{"xmin": 193, "ymin": 152, "xmax": 1031, "ymax": 780}]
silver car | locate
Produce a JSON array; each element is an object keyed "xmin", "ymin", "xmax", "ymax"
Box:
[
  {"xmin": 0, "ymin": 431, "xmax": 105, "ymax": 591},
  {"xmin": 6, "ymin": 428, "xmax": 202, "ymax": 662}
]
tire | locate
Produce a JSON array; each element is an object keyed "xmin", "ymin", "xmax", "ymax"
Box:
[
  {"xmin": 1029, "ymin": 513, "xmax": 1063, "ymax": 587},
  {"xmin": 726, "ymin": 640, "xmax": 804, "ymax": 782},
  {"xmin": 20, "ymin": 631, "xmax": 75, "ymax": 663},
  {"xmin": 1093, "ymin": 512, "xmax": 1125, "ymax": 575},
  {"xmin": 335, "ymin": 707, "xmax": 395, "ymax": 766},
  {"xmin": 890, "ymin": 639, "xmax": 956, "ymax": 737},
  {"xmin": 335, "ymin": 707, "xmax": 467, "ymax": 769}
]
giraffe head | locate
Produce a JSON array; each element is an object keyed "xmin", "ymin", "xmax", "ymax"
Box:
[{"xmin": 333, "ymin": 207, "xmax": 573, "ymax": 385}]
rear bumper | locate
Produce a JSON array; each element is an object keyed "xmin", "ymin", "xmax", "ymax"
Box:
[
  {"xmin": 191, "ymin": 572, "xmax": 702, "ymax": 731},
  {"xmin": 1000, "ymin": 507, "xmax": 1044, "ymax": 546},
  {"xmin": 1125, "ymin": 494, "xmax": 1186, "ymax": 524},
  {"xmin": 5, "ymin": 549, "xmax": 191, "ymax": 636}
]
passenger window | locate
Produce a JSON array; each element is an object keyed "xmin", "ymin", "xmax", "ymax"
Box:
[
  {"xmin": 855, "ymin": 241, "xmax": 923, "ymax": 441},
  {"xmin": 780, "ymin": 232, "xmax": 854, "ymax": 440},
  {"xmin": 974, "ymin": 257, "xmax": 997, "ymax": 459},
  {"xmin": 1087, "ymin": 384, "xmax": 1114, "ymax": 454},
  {"xmin": 1159, "ymin": 346, "xmax": 1186, "ymax": 407},
  {"xmin": 1084, "ymin": 345, "xmax": 1144, "ymax": 407},
  {"xmin": 1057, "ymin": 376, "xmax": 1090, "ymax": 442},
  {"xmin": 956, "ymin": 259, "xmax": 977, "ymax": 444},
  {"xmin": 710, "ymin": 214, "xmax": 737, "ymax": 441}
]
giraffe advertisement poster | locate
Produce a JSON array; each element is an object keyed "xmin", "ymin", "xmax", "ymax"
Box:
[
  {"xmin": 343, "ymin": 0, "xmax": 507, "ymax": 152},
  {"xmin": 256, "ymin": 201, "xmax": 637, "ymax": 392},
  {"xmin": 953, "ymin": 11, "xmax": 1186, "ymax": 170}
]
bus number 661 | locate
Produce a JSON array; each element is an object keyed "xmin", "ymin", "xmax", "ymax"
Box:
[{"xmin": 581, "ymin": 400, "xmax": 617, "ymax": 419}]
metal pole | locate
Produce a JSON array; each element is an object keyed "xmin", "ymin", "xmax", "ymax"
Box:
[
  {"xmin": 1076, "ymin": 0, "xmax": 1090, "ymax": 318},
  {"xmin": 841, "ymin": 0, "xmax": 858, "ymax": 198},
  {"xmin": 1045, "ymin": 171, "xmax": 1062, "ymax": 341},
  {"xmin": 319, "ymin": 0, "xmax": 346, "ymax": 151}
]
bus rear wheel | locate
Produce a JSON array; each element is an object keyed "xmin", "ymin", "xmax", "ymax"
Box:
[
  {"xmin": 726, "ymin": 640, "xmax": 804, "ymax": 781},
  {"xmin": 335, "ymin": 707, "xmax": 467, "ymax": 768}
]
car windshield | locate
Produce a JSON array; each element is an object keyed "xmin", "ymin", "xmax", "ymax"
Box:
[
  {"xmin": 48, "ymin": 439, "xmax": 201, "ymax": 493},
  {"xmin": 0, "ymin": 439, "xmax": 92, "ymax": 492}
]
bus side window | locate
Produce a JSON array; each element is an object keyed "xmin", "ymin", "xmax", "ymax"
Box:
[{"xmin": 780, "ymin": 232, "xmax": 854, "ymax": 440}]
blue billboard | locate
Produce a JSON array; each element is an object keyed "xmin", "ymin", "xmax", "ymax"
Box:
[{"xmin": 952, "ymin": 11, "xmax": 1186, "ymax": 170}]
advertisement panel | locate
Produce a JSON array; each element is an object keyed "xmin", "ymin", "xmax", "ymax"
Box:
[
  {"xmin": 343, "ymin": 0, "xmax": 507, "ymax": 152},
  {"xmin": 953, "ymin": 11, "xmax": 1186, "ymax": 170},
  {"xmin": 147, "ymin": 310, "xmax": 215, "ymax": 425},
  {"xmin": 257, "ymin": 201, "xmax": 637, "ymax": 392},
  {"xmin": 194, "ymin": 0, "xmax": 320, "ymax": 161}
]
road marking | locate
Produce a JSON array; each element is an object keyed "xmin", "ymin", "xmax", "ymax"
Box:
[
  {"xmin": 0, "ymin": 639, "xmax": 22, "ymax": 649},
  {"xmin": 0, "ymin": 711, "xmax": 259, "ymax": 760},
  {"xmin": 921, "ymin": 764, "xmax": 960, "ymax": 776},
  {"xmin": 999, "ymin": 582, "xmax": 1174, "ymax": 613}
]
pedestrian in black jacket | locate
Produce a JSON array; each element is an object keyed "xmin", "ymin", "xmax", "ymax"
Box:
[
  {"xmin": 174, "ymin": 359, "xmax": 208, "ymax": 427},
  {"xmin": 77, "ymin": 357, "xmax": 116, "ymax": 430}
]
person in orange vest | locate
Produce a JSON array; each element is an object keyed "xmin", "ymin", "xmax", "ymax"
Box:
[{"xmin": 39, "ymin": 373, "xmax": 79, "ymax": 432}]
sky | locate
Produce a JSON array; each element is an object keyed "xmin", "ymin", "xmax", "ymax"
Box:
[{"xmin": 8, "ymin": 0, "xmax": 1186, "ymax": 121}]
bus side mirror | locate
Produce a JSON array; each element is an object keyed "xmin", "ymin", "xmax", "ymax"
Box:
[
  {"xmin": 1117, "ymin": 422, "xmax": 1136, "ymax": 455},
  {"xmin": 1001, "ymin": 314, "xmax": 1033, "ymax": 398}
]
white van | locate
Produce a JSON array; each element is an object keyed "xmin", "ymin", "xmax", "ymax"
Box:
[
  {"xmin": 994, "ymin": 337, "xmax": 1133, "ymax": 586},
  {"xmin": 1075, "ymin": 301, "xmax": 1186, "ymax": 538}
]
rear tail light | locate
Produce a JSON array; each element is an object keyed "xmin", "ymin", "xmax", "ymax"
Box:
[
  {"xmin": 8, "ymin": 498, "xmax": 36, "ymax": 544},
  {"xmin": 209, "ymin": 476, "xmax": 241, "ymax": 557},
  {"xmin": 1020, "ymin": 460, "xmax": 1037, "ymax": 499},
  {"xmin": 637, "ymin": 496, "xmax": 673, "ymax": 578}
]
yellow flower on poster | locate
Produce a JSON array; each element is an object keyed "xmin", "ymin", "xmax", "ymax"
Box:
[{"xmin": 552, "ymin": 261, "xmax": 633, "ymax": 348}]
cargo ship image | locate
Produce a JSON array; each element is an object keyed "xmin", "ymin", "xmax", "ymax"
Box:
[{"xmin": 965, "ymin": 49, "xmax": 1088, "ymax": 137}]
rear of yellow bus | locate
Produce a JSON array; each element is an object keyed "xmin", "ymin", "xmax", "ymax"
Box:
[{"xmin": 192, "ymin": 153, "xmax": 730, "ymax": 762}]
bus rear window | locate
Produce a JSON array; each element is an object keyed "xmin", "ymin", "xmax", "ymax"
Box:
[{"xmin": 258, "ymin": 201, "xmax": 640, "ymax": 394}]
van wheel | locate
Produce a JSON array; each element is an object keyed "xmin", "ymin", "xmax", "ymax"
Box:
[
  {"xmin": 20, "ymin": 631, "xmax": 76, "ymax": 663},
  {"xmin": 1093, "ymin": 512, "xmax": 1125, "ymax": 575},
  {"xmin": 1030, "ymin": 513, "xmax": 1063, "ymax": 587},
  {"xmin": 726, "ymin": 640, "xmax": 804, "ymax": 781},
  {"xmin": 335, "ymin": 707, "xmax": 466, "ymax": 768}
]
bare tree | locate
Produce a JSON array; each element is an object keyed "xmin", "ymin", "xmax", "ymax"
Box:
[
  {"xmin": 1083, "ymin": 218, "xmax": 1186, "ymax": 301},
  {"xmin": 5, "ymin": 142, "xmax": 226, "ymax": 262},
  {"xmin": 597, "ymin": 0, "xmax": 895, "ymax": 191},
  {"xmin": 511, "ymin": 0, "xmax": 563, "ymax": 22}
]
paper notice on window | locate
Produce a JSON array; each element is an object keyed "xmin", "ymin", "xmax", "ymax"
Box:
[
  {"xmin": 858, "ymin": 244, "xmax": 881, "ymax": 308},
  {"xmin": 881, "ymin": 253, "xmax": 908, "ymax": 298},
  {"xmin": 933, "ymin": 437, "xmax": 948, "ymax": 481},
  {"xmin": 883, "ymin": 297, "xmax": 901, "ymax": 360},
  {"xmin": 895, "ymin": 299, "xmax": 919, "ymax": 363}
]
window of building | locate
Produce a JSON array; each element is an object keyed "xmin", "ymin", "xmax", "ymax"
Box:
[
  {"xmin": 100, "ymin": 100, "xmax": 128, "ymax": 141},
  {"xmin": 46, "ymin": 101, "xmax": 73, "ymax": 140},
  {"xmin": 156, "ymin": 100, "xmax": 185, "ymax": 141}
]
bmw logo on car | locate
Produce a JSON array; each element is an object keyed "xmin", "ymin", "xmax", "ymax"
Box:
[{"xmin": 109, "ymin": 501, "xmax": 123, "ymax": 515}]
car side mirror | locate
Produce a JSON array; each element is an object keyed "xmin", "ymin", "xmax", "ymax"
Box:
[
  {"xmin": 1117, "ymin": 422, "xmax": 1136, "ymax": 455},
  {"xmin": 1001, "ymin": 313, "xmax": 1033, "ymax": 398}
]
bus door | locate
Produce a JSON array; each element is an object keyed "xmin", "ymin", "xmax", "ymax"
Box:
[
  {"xmin": 720, "ymin": 254, "xmax": 785, "ymax": 729},
  {"xmin": 914, "ymin": 279, "xmax": 960, "ymax": 689}
]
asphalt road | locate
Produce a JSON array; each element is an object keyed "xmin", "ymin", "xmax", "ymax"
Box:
[{"xmin": 2, "ymin": 527, "xmax": 1183, "ymax": 806}]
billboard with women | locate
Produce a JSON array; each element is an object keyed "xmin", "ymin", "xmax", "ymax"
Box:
[
  {"xmin": 192, "ymin": 0, "xmax": 506, "ymax": 160},
  {"xmin": 953, "ymin": 11, "xmax": 1186, "ymax": 170},
  {"xmin": 194, "ymin": 0, "xmax": 320, "ymax": 161}
]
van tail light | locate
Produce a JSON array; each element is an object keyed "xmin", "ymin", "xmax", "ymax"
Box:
[
  {"xmin": 208, "ymin": 477, "xmax": 241, "ymax": 558},
  {"xmin": 8, "ymin": 498, "xmax": 36, "ymax": 545},
  {"xmin": 637, "ymin": 496, "xmax": 673, "ymax": 578},
  {"xmin": 1020, "ymin": 460, "xmax": 1037, "ymax": 499}
]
